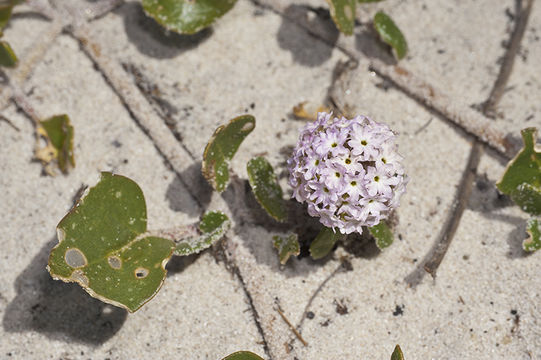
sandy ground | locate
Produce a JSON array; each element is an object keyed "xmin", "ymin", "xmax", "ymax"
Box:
[{"xmin": 1, "ymin": 1, "xmax": 540, "ymax": 359}]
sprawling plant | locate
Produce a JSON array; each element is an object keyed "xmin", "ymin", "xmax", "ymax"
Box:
[{"xmin": 497, "ymin": 128, "xmax": 541, "ymax": 251}]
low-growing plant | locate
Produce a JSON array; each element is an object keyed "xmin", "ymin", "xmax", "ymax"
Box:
[
  {"xmin": 140, "ymin": 0, "xmax": 408, "ymax": 60},
  {"xmin": 47, "ymin": 172, "xmax": 230, "ymax": 312},
  {"xmin": 326, "ymin": 0, "xmax": 408, "ymax": 59},
  {"xmin": 1, "ymin": 0, "xmax": 75, "ymax": 175},
  {"xmin": 222, "ymin": 344, "xmax": 404, "ymax": 359},
  {"xmin": 48, "ymin": 112, "xmax": 407, "ymax": 311},
  {"xmin": 497, "ymin": 127, "xmax": 541, "ymax": 251}
]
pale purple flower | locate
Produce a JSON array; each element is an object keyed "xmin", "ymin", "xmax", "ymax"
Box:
[{"xmin": 288, "ymin": 112, "xmax": 408, "ymax": 234}]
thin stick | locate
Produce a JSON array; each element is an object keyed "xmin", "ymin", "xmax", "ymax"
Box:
[
  {"xmin": 0, "ymin": 114, "xmax": 20, "ymax": 131},
  {"xmin": 11, "ymin": 87, "xmax": 42, "ymax": 127},
  {"xmin": 253, "ymin": 0, "xmax": 521, "ymax": 160},
  {"xmin": 275, "ymin": 304, "xmax": 308, "ymax": 347},
  {"xmin": 369, "ymin": 60, "xmax": 517, "ymax": 159},
  {"xmin": 483, "ymin": 0, "xmax": 535, "ymax": 116},
  {"xmin": 422, "ymin": 142, "xmax": 483, "ymax": 278},
  {"xmin": 294, "ymin": 262, "xmax": 344, "ymax": 334},
  {"xmin": 0, "ymin": 20, "xmax": 64, "ymax": 110}
]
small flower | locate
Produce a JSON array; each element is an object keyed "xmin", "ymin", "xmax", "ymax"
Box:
[{"xmin": 288, "ymin": 112, "xmax": 407, "ymax": 234}]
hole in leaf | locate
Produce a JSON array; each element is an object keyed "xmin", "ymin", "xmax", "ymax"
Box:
[
  {"xmin": 241, "ymin": 122, "xmax": 254, "ymax": 132},
  {"xmin": 64, "ymin": 248, "xmax": 87, "ymax": 268},
  {"xmin": 344, "ymin": 5, "xmax": 353, "ymax": 21},
  {"xmin": 71, "ymin": 270, "xmax": 89, "ymax": 287},
  {"xmin": 134, "ymin": 267, "xmax": 149, "ymax": 279},
  {"xmin": 108, "ymin": 256, "xmax": 122, "ymax": 269}
]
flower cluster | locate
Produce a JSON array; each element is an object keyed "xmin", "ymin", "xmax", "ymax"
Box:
[{"xmin": 287, "ymin": 112, "xmax": 407, "ymax": 234}]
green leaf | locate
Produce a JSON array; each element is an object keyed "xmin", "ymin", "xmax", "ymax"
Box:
[
  {"xmin": 524, "ymin": 217, "xmax": 541, "ymax": 252},
  {"xmin": 142, "ymin": 0, "xmax": 237, "ymax": 35},
  {"xmin": 174, "ymin": 210, "xmax": 231, "ymax": 256},
  {"xmin": 247, "ymin": 156, "xmax": 287, "ymax": 222},
  {"xmin": 202, "ymin": 114, "xmax": 255, "ymax": 193},
  {"xmin": 369, "ymin": 221, "xmax": 394, "ymax": 249},
  {"xmin": 358, "ymin": 0, "xmax": 384, "ymax": 2},
  {"xmin": 273, "ymin": 233, "xmax": 300, "ymax": 265},
  {"xmin": 0, "ymin": 6, "xmax": 13, "ymax": 30},
  {"xmin": 39, "ymin": 114, "xmax": 75, "ymax": 174},
  {"xmin": 222, "ymin": 351, "xmax": 264, "ymax": 360},
  {"xmin": 373, "ymin": 11, "xmax": 408, "ymax": 60},
  {"xmin": 0, "ymin": 40, "xmax": 17, "ymax": 67},
  {"xmin": 48, "ymin": 172, "xmax": 176, "ymax": 312},
  {"xmin": 310, "ymin": 227, "xmax": 342, "ymax": 260},
  {"xmin": 391, "ymin": 345, "xmax": 404, "ymax": 360},
  {"xmin": 326, "ymin": 0, "xmax": 356, "ymax": 35},
  {"xmin": 497, "ymin": 128, "xmax": 541, "ymax": 216}
]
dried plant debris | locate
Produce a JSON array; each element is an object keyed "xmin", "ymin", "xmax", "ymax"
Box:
[
  {"xmin": 36, "ymin": 114, "xmax": 75, "ymax": 175},
  {"xmin": 292, "ymin": 101, "xmax": 331, "ymax": 121},
  {"xmin": 273, "ymin": 233, "xmax": 300, "ymax": 265}
]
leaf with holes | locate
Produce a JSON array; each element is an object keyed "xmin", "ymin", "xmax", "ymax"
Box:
[
  {"xmin": 222, "ymin": 351, "xmax": 264, "ymax": 360},
  {"xmin": 391, "ymin": 345, "xmax": 404, "ymax": 360},
  {"xmin": 310, "ymin": 226, "xmax": 342, "ymax": 259},
  {"xmin": 38, "ymin": 114, "xmax": 75, "ymax": 174},
  {"xmin": 202, "ymin": 114, "xmax": 255, "ymax": 192},
  {"xmin": 497, "ymin": 128, "xmax": 541, "ymax": 216},
  {"xmin": 524, "ymin": 217, "xmax": 541, "ymax": 252},
  {"xmin": 373, "ymin": 11, "xmax": 408, "ymax": 60},
  {"xmin": 247, "ymin": 156, "xmax": 287, "ymax": 222},
  {"xmin": 273, "ymin": 233, "xmax": 300, "ymax": 265},
  {"xmin": 142, "ymin": 0, "xmax": 237, "ymax": 35},
  {"xmin": 174, "ymin": 210, "xmax": 230, "ymax": 255},
  {"xmin": 0, "ymin": 40, "xmax": 17, "ymax": 67},
  {"xmin": 369, "ymin": 221, "xmax": 394, "ymax": 249},
  {"xmin": 48, "ymin": 172, "xmax": 175, "ymax": 312},
  {"xmin": 326, "ymin": 0, "xmax": 356, "ymax": 35}
]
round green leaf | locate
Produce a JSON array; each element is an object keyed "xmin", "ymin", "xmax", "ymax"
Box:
[
  {"xmin": 0, "ymin": 40, "xmax": 17, "ymax": 67},
  {"xmin": 391, "ymin": 345, "xmax": 404, "ymax": 360},
  {"xmin": 310, "ymin": 227, "xmax": 342, "ymax": 259},
  {"xmin": 373, "ymin": 11, "xmax": 408, "ymax": 60},
  {"xmin": 0, "ymin": 5, "xmax": 13, "ymax": 30},
  {"xmin": 326, "ymin": 0, "xmax": 356, "ymax": 35},
  {"xmin": 497, "ymin": 128, "xmax": 541, "ymax": 216},
  {"xmin": 202, "ymin": 114, "xmax": 255, "ymax": 193},
  {"xmin": 369, "ymin": 221, "xmax": 394, "ymax": 250},
  {"xmin": 48, "ymin": 172, "xmax": 175, "ymax": 312},
  {"xmin": 142, "ymin": 0, "xmax": 237, "ymax": 35},
  {"xmin": 222, "ymin": 351, "xmax": 264, "ymax": 360},
  {"xmin": 247, "ymin": 156, "xmax": 287, "ymax": 222},
  {"xmin": 273, "ymin": 233, "xmax": 300, "ymax": 265}
]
